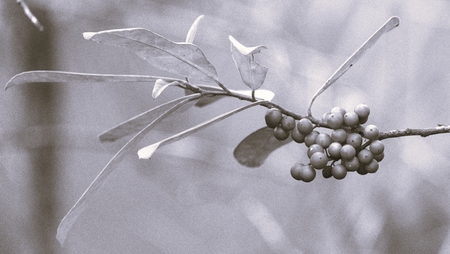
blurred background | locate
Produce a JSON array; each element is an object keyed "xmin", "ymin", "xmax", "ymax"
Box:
[{"xmin": 1, "ymin": 0, "xmax": 450, "ymax": 253}]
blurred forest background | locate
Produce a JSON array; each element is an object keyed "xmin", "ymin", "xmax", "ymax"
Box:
[{"xmin": 1, "ymin": 0, "xmax": 450, "ymax": 253}]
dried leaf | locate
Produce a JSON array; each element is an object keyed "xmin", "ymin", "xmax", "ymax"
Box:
[
  {"xmin": 186, "ymin": 15, "xmax": 204, "ymax": 44},
  {"xmin": 98, "ymin": 94, "xmax": 200, "ymax": 142},
  {"xmin": 56, "ymin": 94, "xmax": 201, "ymax": 246},
  {"xmin": 234, "ymin": 127, "xmax": 292, "ymax": 167},
  {"xmin": 308, "ymin": 16, "xmax": 400, "ymax": 115},
  {"xmin": 229, "ymin": 35, "xmax": 268, "ymax": 90},
  {"xmin": 5, "ymin": 70, "xmax": 171, "ymax": 90},
  {"xmin": 83, "ymin": 28, "xmax": 218, "ymax": 82},
  {"xmin": 152, "ymin": 79, "xmax": 183, "ymax": 99},
  {"xmin": 138, "ymin": 101, "xmax": 264, "ymax": 159}
]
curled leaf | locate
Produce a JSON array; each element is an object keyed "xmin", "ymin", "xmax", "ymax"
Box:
[
  {"xmin": 152, "ymin": 79, "xmax": 183, "ymax": 99},
  {"xmin": 234, "ymin": 127, "xmax": 292, "ymax": 167},
  {"xmin": 83, "ymin": 28, "xmax": 218, "ymax": 82},
  {"xmin": 56, "ymin": 94, "xmax": 201, "ymax": 246},
  {"xmin": 186, "ymin": 15, "xmax": 204, "ymax": 44},
  {"xmin": 229, "ymin": 35, "xmax": 268, "ymax": 90},
  {"xmin": 307, "ymin": 16, "xmax": 400, "ymax": 116},
  {"xmin": 138, "ymin": 101, "xmax": 264, "ymax": 159},
  {"xmin": 5, "ymin": 70, "xmax": 170, "ymax": 90}
]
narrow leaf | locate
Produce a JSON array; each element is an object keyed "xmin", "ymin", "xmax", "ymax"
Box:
[
  {"xmin": 186, "ymin": 15, "xmax": 204, "ymax": 44},
  {"xmin": 138, "ymin": 101, "xmax": 264, "ymax": 159},
  {"xmin": 83, "ymin": 28, "xmax": 218, "ymax": 82},
  {"xmin": 307, "ymin": 16, "xmax": 400, "ymax": 115},
  {"xmin": 234, "ymin": 127, "xmax": 292, "ymax": 167},
  {"xmin": 98, "ymin": 94, "xmax": 201, "ymax": 142},
  {"xmin": 56, "ymin": 94, "xmax": 201, "ymax": 246},
  {"xmin": 152, "ymin": 79, "xmax": 183, "ymax": 99},
  {"xmin": 229, "ymin": 35, "xmax": 268, "ymax": 90},
  {"xmin": 5, "ymin": 70, "xmax": 173, "ymax": 90}
]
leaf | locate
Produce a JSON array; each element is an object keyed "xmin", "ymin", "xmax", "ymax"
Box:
[
  {"xmin": 56, "ymin": 94, "xmax": 201, "ymax": 246},
  {"xmin": 229, "ymin": 35, "xmax": 268, "ymax": 90},
  {"xmin": 83, "ymin": 28, "xmax": 218, "ymax": 82},
  {"xmin": 233, "ymin": 127, "xmax": 292, "ymax": 167},
  {"xmin": 5, "ymin": 70, "xmax": 175, "ymax": 90},
  {"xmin": 307, "ymin": 16, "xmax": 400, "ymax": 115},
  {"xmin": 98, "ymin": 94, "xmax": 201, "ymax": 142},
  {"xmin": 152, "ymin": 79, "xmax": 183, "ymax": 99},
  {"xmin": 138, "ymin": 101, "xmax": 264, "ymax": 159},
  {"xmin": 186, "ymin": 15, "xmax": 204, "ymax": 44}
]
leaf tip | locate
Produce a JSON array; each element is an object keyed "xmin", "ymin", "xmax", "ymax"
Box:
[
  {"xmin": 137, "ymin": 143, "xmax": 160, "ymax": 159},
  {"xmin": 82, "ymin": 32, "xmax": 95, "ymax": 40}
]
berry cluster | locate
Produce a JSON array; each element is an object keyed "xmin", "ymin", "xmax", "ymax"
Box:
[{"xmin": 265, "ymin": 104, "xmax": 385, "ymax": 182}]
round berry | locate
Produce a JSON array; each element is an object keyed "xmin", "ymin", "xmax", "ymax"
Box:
[
  {"xmin": 359, "ymin": 115, "xmax": 369, "ymax": 124},
  {"xmin": 304, "ymin": 130, "xmax": 319, "ymax": 147},
  {"xmin": 344, "ymin": 157, "xmax": 361, "ymax": 172},
  {"xmin": 281, "ymin": 115, "xmax": 296, "ymax": 131},
  {"xmin": 340, "ymin": 144, "xmax": 356, "ymax": 160},
  {"xmin": 363, "ymin": 124, "xmax": 379, "ymax": 140},
  {"xmin": 322, "ymin": 112, "xmax": 332, "ymax": 124},
  {"xmin": 370, "ymin": 140, "xmax": 384, "ymax": 155},
  {"xmin": 265, "ymin": 108, "xmax": 282, "ymax": 128},
  {"xmin": 307, "ymin": 144, "xmax": 324, "ymax": 158},
  {"xmin": 357, "ymin": 149, "xmax": 374, "ymax": 164},
  {"xmin": 322, "ymin": 166, "xmax": 332, "ymax": 179},
  {"xmin": 331, "ymin": 129, "xmax": 347, "ymax": 144},
  {"xmin": 346, "ymin": 133, "xmax": 362, "ymax": 148},
  {"xmin": 373, "ymin": 152, "xmax": 384, "ymax": 162},
  {"xmin": 290, "ymin": 163, "xmax": 303, "ymax": 180},
  {"xmin": 354, "ymin": 104, "xmax": 370, "ymax": 119},
  {"xmin": 343, "ymin": 111, "xmax": 360, "ymax": 127},
  {"xmin": 328, "ymin": 142, "xmax": 342, "ymax": 159},
  {"xmin": 291, "ymin": 126, "xmax": 306, "ymax": 143},
  {"xmin": 365, "ymin": 160, "xmax": 379, "ymax": 173},
  {"xmin": 327, "ymin": 113, "xmax": 344, "ymax": 129},
  {"xmin": 310, "ymin": 152, "xmax": 329, "ymax": 169},
  {"xmin": 331, "ymin": 106, "xmax": 346, "ymax": 117},
  {"xmin": 316, "ymin": 133, "xmax": 332, "ymax": 148},
  {"xmin": 297, "ymin": 118, "xmax": 314, "ymax": 134},
  {"xmin": 291, "ymin": 163, "xmax": 315, "ymax": 182},
  {"xmin": 273, "ymin": 126, "xmax": 290, "ymax": 140},
  {"xmin": 331, "ymin": 164, "xmax": 347, "ymax": 180},
  {"xmin": 357, "ymin": 167, "xmax": 368, "ymax": 175}
]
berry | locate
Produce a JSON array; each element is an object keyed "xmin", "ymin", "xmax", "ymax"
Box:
[
  {"xmin": 291, "ymin": 163, "xmax": 315, "ymax": 182},
  {"xmin": 354, "ymin": 104, "xmax": 370, "ymax": 119},
  {"xmin": 343, "ymin": 112, "xmax": 359, "ymax": 127},
  {"xmin": 322, "ymin": 112, "xmax": 332, "ymax": 123},
  {"xmin": 281, "ymin": 115, "xmax": 296, "ymax": 131},
  {"xmin": 307, "ymin": 144, "xmax": 324, "ymax": 158},
  {"xmin": 370, "ymin": 140, "xmax": 384, "ymax": 155},
  {"xmin": 357, "ymin": 149, "xmax": 374, "ymax": 164},
  {"xmin": 357, "ymin": 166, "xmax": 368, "ymax": 175},
  {"xmin": 322, "ymin": 166, "xmax": 332, "ymax": 179},
  {"xmin": 365, "ymin": 160, "xmax": 379, "ymax": 173},
  {"xmin": 331, "ymin": 106, "xmax": 346, "ymax": 116},
  {"xmin": 273, "ymin": 126, "xmax": 290, "ymax": 140},
  {"xmin": 291, "ymin": 126, "xmax": 306, "ymax": 143},
  {"xmin": 373, "ymin": 152, "xmax": 384, "ymax": 162},
  {"xmin": 363, "ymin": 124, "xmax": 379, "ymax": 140},
  {"xmin": 331, "ymin": 129, "xmax": 347, "ymax": 144},
  {"xmin": 316, "ymin": 133, "xmax": 332, "ymax": 148},
  {"xmin": 340, "ymin": 144, "xmax": 356, "ymax": 160},
  {"xmin": 265, "ymin": 108, "xmax": 282, "ymax": 128},
  {"xmin": 331, "ymin": 164, "xmax": 347, "ymax": 180},
  {"xmin": 344, "ymin": 157, "xmax": 361, "ymax": 171},
  {"xmin": 297, "ymin": 118, "xmax": 314, "ymax": 134},
  {"xmin": 346, "ymin": 133, "xmax": 362, "ymax": 148},
  {"xmin": 310, "ymin": 152, "xmax": 329, "ymax": 169},
  {"xmin": 304, "ymin": 131, "xmax": 319, "ymax": 147},
  {"xmin": 327, "ymin": 113, "xmax": 344, "ymax": 129},
  {"xmin": 328, "ymin": 142, "xmax": 342, "ymax": 159},
  {"xmin": 358, "ymin": 115, "xmax": 369, "ymax": 124}
]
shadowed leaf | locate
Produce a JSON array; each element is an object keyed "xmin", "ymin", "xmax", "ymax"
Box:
[
  {"xmin": 234, "ymin": 127, "xmax": 292, "ymax": 167},
  {"xmin": 83, "ymin": 28, "xmax": 218, "ymax": 82},
  {"xmin": 98, "ymin": 94, "xmax": 200, "ymax": 142},
  {"xmin": 138, "ymin": 101, "xmax": 264, "ymax": 159},
  {"xmin": 308, "ymin": 16, "xmax": 400, "ymax": 115},
  {"xmin": 4, "ymin": 70, "xmax": 172, "ymax": 90},
  {"xmin": 56, "ymin": 94, "xmax": 201, "ymax": 246},
  {"xmin": 186, "ymin": 15, "xmax": 204, "ymax": 44},
  {"xmin": 229, "ymin": 35, "xmax": 268, "ymax": 90}
]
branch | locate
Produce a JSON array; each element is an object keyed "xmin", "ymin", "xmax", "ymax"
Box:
[{"xmin": 379, "ymin": 125, "xmax": 450, "ymax": 140}]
